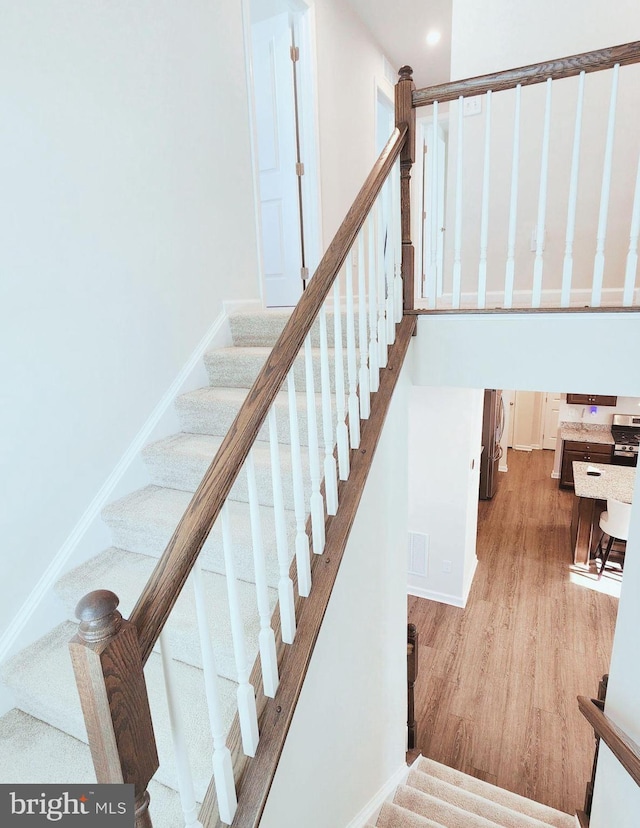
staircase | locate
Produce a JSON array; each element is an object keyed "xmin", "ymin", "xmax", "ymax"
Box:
[
  {"xmin": 0, "ymin": 308, "xmax": 322, "ymax": 826},
  {"xmin": 369, "ymin": 758, "xmax": 577, "ymax": 828}
]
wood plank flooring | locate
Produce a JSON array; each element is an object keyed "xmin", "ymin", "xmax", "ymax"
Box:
[{"xmin": 408, "ymin": 449, "xmax": 619, "ymax": 815}]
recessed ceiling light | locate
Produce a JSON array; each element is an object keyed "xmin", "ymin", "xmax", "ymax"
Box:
[{"xmin": 426, "ymin": 30, "xmax": 441, "ymax": 46}]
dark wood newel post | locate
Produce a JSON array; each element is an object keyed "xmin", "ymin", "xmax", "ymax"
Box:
[
  {"xmin": 395, "ymin": 65, "xmax": 416, "ymax": 313},
  {"xmin": 407, "ymin": 623, "xmax": 418, "ymax": 749},
  {"xmin": 69, "ymin": 590, "xmax": 159, "ymax": 828}
]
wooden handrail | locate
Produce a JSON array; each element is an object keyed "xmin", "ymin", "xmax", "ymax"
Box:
[
  {"xmin": 413, "ymin": 40, "xmax": 640, "ymax": 107},
  {"xmin": 578, "ymin": 696, "xmax": 640, "ymax": 788},
  {"xmin": 129, "ymin": 124, "xmax": 408, "ymax": 665}
]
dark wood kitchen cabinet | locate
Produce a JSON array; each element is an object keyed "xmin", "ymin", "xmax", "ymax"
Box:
[
  {"xmin": 560, "ymin": 440, "xmax": 613, "ymax": 489},
  {"xmin": 566, "ymin": 394, "xmax": 618, "ymax": 406}
]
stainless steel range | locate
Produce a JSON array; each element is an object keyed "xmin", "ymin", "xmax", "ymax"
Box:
[{"xmin": 611, "ymin": 413, "xmax": 640, "ymax": 466}]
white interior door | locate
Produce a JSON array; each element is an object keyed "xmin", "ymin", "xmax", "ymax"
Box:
[
  {"xmin": 542, "ymin": 392, "xmax": 562, "ymax": 450},
  {"xmin": 252, "ymin": 13, "xmax": 302, "ymax": 308}
]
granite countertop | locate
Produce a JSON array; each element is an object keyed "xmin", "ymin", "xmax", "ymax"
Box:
[
  {"xmin": 560, "ymin": 422, "xmax": 615, "ymax": 445},
  {"xmin": 573, "ymin": 461, "xmax": 636, "ymax": 502}
]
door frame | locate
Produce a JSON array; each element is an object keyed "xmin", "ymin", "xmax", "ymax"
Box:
[{"xmin": 242, "ymin": 0, "xmax": 322, "ymax": 306}]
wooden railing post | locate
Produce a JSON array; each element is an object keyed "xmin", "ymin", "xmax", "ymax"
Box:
[
  {"xmin": 395, "ymin": 65, "xmax": 416, "ymax": 311},
  {"xmin": 407, "ymin": 623, "xmax": 418, "ymax": 749},
  {"xmin": 582, "ymin": 674, "xmax": 609, "ymax": 822},
  {"xmin": 69, "ymin": 590, "xmax": 159, "ymax": 828}
]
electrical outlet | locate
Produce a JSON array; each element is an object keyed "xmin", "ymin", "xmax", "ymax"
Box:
[
  {"xmin": 442, "ymin": 560, "xmax": 452, "ymax": 574},
  {"xmin": 463, "ymin": 97, "xmax": 482, "ymax": 117}
]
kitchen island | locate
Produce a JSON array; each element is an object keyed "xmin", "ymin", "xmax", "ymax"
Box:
[{"xmin": 570, "ymin": 461, "xmax": 635, "ymax": 566}]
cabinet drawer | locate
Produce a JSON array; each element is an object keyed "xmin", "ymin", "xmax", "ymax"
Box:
[
  {"xmin": 564, "ymin": 440, "xmax": 612, "ymax": 455},
  {"xmin": 566, "ymin": 394, "xmax": 618, "ymax": 406}
]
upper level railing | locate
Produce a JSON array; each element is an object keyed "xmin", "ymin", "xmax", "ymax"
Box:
[
  {"xmin": 69, "ymin": 67, "xmax": 416, "ymax": 828},
  {"xmin": 411, "ymin": 41, "xmax": 640, "ymax": 311},
  {"xmin": 578, "ymin": 695, "xmax": 640, "ymax": 795}
]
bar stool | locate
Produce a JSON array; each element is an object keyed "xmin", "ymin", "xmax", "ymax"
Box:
[{"xmin": 596, "ymin": 498, "xmax": 632, "ymax": 580}]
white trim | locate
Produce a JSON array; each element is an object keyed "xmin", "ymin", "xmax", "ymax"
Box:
[
  {"xmin": 0, "ymin": 309, "xmax": 233, "ymax": 664},
  {"xmin": 551, "ymin": 471, "xmax": 561, "ymax": 479},
  {"xmin": 407, "ymin": 585, "xmax": 467, "ymax": 608},
  {"xmin": 462, "ymin": 555, "xmax": 479, "ymax": 604},
  {"xmin": 344, "ymin": 760, "xmax": 410, "ymax": 828},
  {"xmin": 415, "ymin": 284, "xmax": 640, "ymax": 311},
  {"xmin": 514, "ymin": 444, "xmax": 533, "ymax": 452},
  {"xmin": 223, "ymin": 297, "xmax": 265, "ymax": 316}
]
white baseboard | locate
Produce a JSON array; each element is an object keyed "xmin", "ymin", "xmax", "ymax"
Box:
[
  {"xmin": 0, "ymin": 307, "xmax": 238, "ymax": 664},
  {"xmin": 223, "ymin": 298, "xmax": 264, "ymax": 315},
  {"xmin": 345, "ymin": 761, "xmax": 410, "ymax": 828},
  {"xmin": 514, "ymin": 444, "xmax": 533, "ymax": 452},
  {"xmin": 407, "ymin": 585, "xmax": 467, "ymax": 608},
  {"xmin": 551, "ymin": 471, "xmax": 561, "ymax": 479},
  {"xmin": 463, "ymin": 556, "xmax": 479, "ymax": 605}
]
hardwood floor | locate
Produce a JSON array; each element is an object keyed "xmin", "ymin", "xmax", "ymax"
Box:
[{"xmin": 408, "ymin": 448, "xmax": 619, "ymax": 815}]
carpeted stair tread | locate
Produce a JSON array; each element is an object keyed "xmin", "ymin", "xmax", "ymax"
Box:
[
  {"xmin": 142, "ymin": 432, "xmax": 313, "ymax": 510},
  {"xmin": 102, "ymin": 485, "xmax": 295, "ymax": 588},
  {"xmin": 0, "ymin": 709, "xmax": 183, "ymax": 828},
  {"xmin": 228, "ymin": 309, "xmax": 359, "ymax": 349},
  {"xmin": 376, "ymin": 800, "xmax": 446, "ymax": 828},
  {"xmin": 402, "ymin": 774, "xmax": 555, "ymax": 828},
  {"xmin": 414, "ymin": 759, "xmax": 575, "ymax": 827},
  {"xmin": 55, "ymin": 547, "xmax": 273, "ymax": 680},
  {"xmin": 395, "ymin": 783, "xmax": 516, "ymax": 828},
  {"xmin": 204, "ymin": 345, "xmax": 352, "ymax": 392},
  {"xmin": 175, "ymin": 386, "xmax": 319, "ymax": 446},
  {"xmin": 1, "ymin": 622, "xmax": 233, "ymax": 800}
]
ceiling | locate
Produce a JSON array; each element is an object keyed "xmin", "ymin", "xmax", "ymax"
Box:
[{"xmin": 345, "ymin": 0, "xmax": 453, "ymax": 89}]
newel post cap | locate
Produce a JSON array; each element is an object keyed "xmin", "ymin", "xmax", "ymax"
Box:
[
  {"xmin": 398, "ymin": 65, "xmax": 414, "ymax": 81},
  {"xmin": 75, "ymin": 589, "xmax": 123, "ymax": 642}
]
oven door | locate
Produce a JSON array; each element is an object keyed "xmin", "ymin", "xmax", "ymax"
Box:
[{"xmin": 611, "ymin": 451, "xmax": 638, "ymax": 467}]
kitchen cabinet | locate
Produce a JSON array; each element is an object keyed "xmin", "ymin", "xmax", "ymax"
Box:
[
  {"xmin": 560, "ymin": 440, "xmax": 612, "ymax": 489},
  {"xmin": 566, "ymin": 394, "xmax": 618, "ymax": 406}
]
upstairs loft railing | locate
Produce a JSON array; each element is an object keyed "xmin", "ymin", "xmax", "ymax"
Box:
[
  {"xmin": 68, "ymin": 68, "xmax": 417, "ymax": 828},
  {"xmin": 412, "ymin": 41, "xmax": 640, "ymax": 311}
]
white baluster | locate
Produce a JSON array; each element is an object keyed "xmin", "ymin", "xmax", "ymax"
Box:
[
  {"xmin": 357, "ymin": 231, "xmax": 371, "ymax": 419},
  {"xmin": 367, "ymin": 214, "xmax": 380, "ymax": 393},
  {"xmin": 318, "ymin": 307, "xmax": 338, "ymax": 515},
  {"xmin": 532, "ymin": 78, "xmax": 553, "ymax": 308},
  {"xmin": 376, "ymin": 198, "xmax": 388, "ymax": 368},
  {"xmin": 333, "ymin": 278, "xmax": 350, "ymax": 479},
  {"xmin": 304, "ymin": 335, "xmax": 326, "ymax": 552},
  {"xmin": 245, "ymin": 449, "xmax": 279, "ymax": 696},
  {"xmin": 267, "ymin": 407, "xmax": 296, "ymax": 644},
  {"xmin": 624, "ymin": 153, "xmax": 640, "ymax": 307},
  {"xmin": 384, "ymin": 178, "xmax": 396, "ymax": 344},
  {"xmin": 478, "ymin": 90, "xmax": 492, "ymax": 309},
  {"xmin": 345, "ymin": 253, "xmax": 361, "ymax": 448},
  {"xmin": 452, "ymin": 96, "xmax": 464, "ymax": 309},
  {"xmin": 430, "ymin": 100, "xmax": 440, "ymax": 305},
  {"xmin": 159, "ymin": 631, "xmax": 204, "ymax": 828},
  {"xmin": 592, "ymin": 63, "xmax": 620, "ymax": 307},
  {"xmin": 191, "ymin": 562, "xmax": 237, "ymax": 825},
  {"xmin": 561, "ymin": 71, "xmax": 585, "ymax": 308},
  {"xmin": 504, "ymin": 84, "xmax": 521, "ymax": 309},
  {"xmin": 220, "ymin": 503, "xmax": 259, "ymax": 757},
  {"xmin": 286, "ymin": 373, "xmax": 312, "ymax": 596},
  {"xmin": 393, "ymin": 157, "xmax": 403, "ymax": 324}
]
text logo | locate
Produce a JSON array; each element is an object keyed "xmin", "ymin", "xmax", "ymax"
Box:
[{"xmin": 2, "ymin": 785, "xmax": 134, "ymax": 825}]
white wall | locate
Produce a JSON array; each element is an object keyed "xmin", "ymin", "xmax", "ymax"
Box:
[
  {"xmin": 437, "ymin": 0, "xmax": 640, "ymax": 304},
  {"xmin": 0, "ymin": 2, "xmax": 260, "ymax": 642},
  {"xmin": 408, "ymin": 387, "xmax": 483, "ymax": 606},
  {"xmin": 412, "ymin": 311, "xmax": 640, "ymax": 827},
  {"xmin": 261, "ymin": 348, "xmax": 412, "ymax": 828}
]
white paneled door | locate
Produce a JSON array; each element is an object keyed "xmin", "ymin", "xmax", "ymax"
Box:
[
  {"xmin": 252, "ymin": 14, "xmax": 302, "ymax": 308},
  {"xmin": 542, "ymin": 392, "xmax": 562, "ymax": 450}
]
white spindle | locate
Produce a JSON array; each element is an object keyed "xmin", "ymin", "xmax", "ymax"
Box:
[
  {"xmin": 220, "ymin": 503, "xmax": 259, "ymax": 757},
  {"xmin": 245, "ymin": 450, "xmax": 279, "ymax": 696},
  {"xmin": 623, "ymin": 152, "xmax": 640, "ymax": 306},
  {"xmin": 192, "ymin": 562, "xmax": 237, "ymax": 825},
  {"xmin": 561, "ymin": 71, "xmax": 585, "ymax": 308},
  {"xmin": 452, "ymin": 96, "xmax": 464, "ymax": 309},
  {"xmin": 478, "ymin": 90, "xmax": 492, "ymax": 309},
  {"xmin": 376, "ymin": 198, "xmax": 388, "ymax": 368},
  {"xmin": 384, "ymin": 179, "xmax": 396, "ymax": 344},
  {"xmin": 286, "ymin": 373, "xmax": 312, "ymax": 596},
  {"xmin": 592, "ymin": 63, "xmax": 620, "ymax": 307},
  {"xmin": 345, "ymin": 253, "xmax": 361, "ymax": 448},
  {"xmin": 318, "ymin": 307, "xmax": 338, "ymax": 514},
  {"xmin": 504, "ymin": 84, "xmax": 521, "ymax": 309},
  {"xmin": 357, "ymin": 232, "xmax": 371, "ymax": 419},
  {"xmin": 303, "ymin": 335, "xmax": 326, "ymax": 551},
  {"xmin": 393, "ymin": 158, "xmax": 403, "ymax": 324},
  {"xmin": 267, "ymin": 407, "xmax": 296, "ymax": 644},
  {"xmin": 159, "ymin": 632, "xmax": 204, "ymax": 828},
  {"xmin": 430, "ymin": 100, "xmax": 440, "ymax": 305},
  {"xmin": 333, "ymin": 279, "xmax": 350, "ymax": 479},
  {"xmin": 532, "ymin": 78, "xmax": 553, "ymax": 308},
  {"xmin": 367, "ymin": 214, "xmax": 380, "ymax": 393}
]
